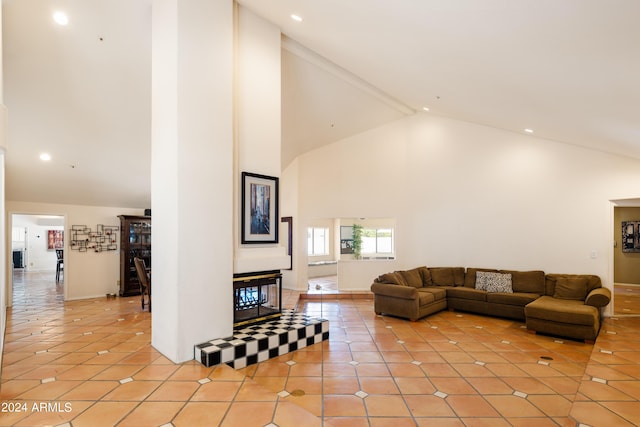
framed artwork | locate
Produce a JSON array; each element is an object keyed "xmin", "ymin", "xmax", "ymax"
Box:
[
  {"xmin": 340, "ymin": 226, "xmax": 354, "ymax": 254},
  {"xmin": 48, "ymin": 230, "xmax": 64, "ymax": 249},
  {"xmin": 241, "ymin": 172, "xmax": 279, "ymax": 244},
  {"xmin": 622, "ymin": 221, "xmax": 640, "ymax": 252}
]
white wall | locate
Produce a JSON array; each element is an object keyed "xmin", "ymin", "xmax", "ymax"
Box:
[
  {"xmin": 6, "ymin": 201, "xmax": 143, "ymax": 301},
  {"xmin": 234, "ymin": 6, "xmax": 290, "ymax": 274},
  {"xmin": 288, "ymin": 113, "xmax": 640, "ymax": 300}
]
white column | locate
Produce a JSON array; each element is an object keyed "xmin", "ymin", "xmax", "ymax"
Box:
[{"xmin": 151, "ymin": 0, "xmax": 234, "ymax": 362}]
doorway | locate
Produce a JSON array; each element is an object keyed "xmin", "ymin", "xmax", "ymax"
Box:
[
  {"xmin": 612, "ymin": 202, "xmax": 640, "ymax": 316},
  {"xmin": 9, "ymin": 214, "xmax": 65, "ymax": 306}
]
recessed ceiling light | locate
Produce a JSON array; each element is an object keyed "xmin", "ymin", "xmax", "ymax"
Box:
[
  {"xmin": 524, "ymin": 128, "xmax": 534, "ymax": 134},
  {"xmin": 53, "ymin": 11, "xmax": 69, "ymax": 26},
  {"xmin": 40, "ymin": 153, "xmax": 52, "ymax": 161},
  {"xmin": 290, "ymin": 14, "xmax": 303, "ymax": 22},
  {"xmin": 422, "ymin": 107, "xmax": 430, "ymax": 112}
]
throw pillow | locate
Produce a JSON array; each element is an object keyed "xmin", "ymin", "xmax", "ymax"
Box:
[
  {"xmin": 476, "ymin": 271, "xmax": 513, "ymax": 293},
  {"xmin": 475, "ymin": 271, "xmax": 490, "ymax": 291},
  {"xmin": 485, "ymin": 272, "xmax": 513, "ymax": 293},
  {"xmin": 553, "ymin": 277, "xmax": 589, "ymax": 300}
]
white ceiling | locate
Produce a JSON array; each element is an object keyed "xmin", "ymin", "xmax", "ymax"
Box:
[
  {"xmin": 3, "ymin": 0, "xmax": 640, "ymax": 208},
  {"xmin": 3, "ymin": 0, "xmax": 152, "ymax": 208}
]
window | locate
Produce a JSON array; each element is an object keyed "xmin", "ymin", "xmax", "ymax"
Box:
[
  {"xmin": 361, "ymin": 228, "xmax": 393, "ymax": 255},
  {"xmin": 307, "ymin": 227, "xmax": 329, "ymax": 256},
  {"xmin": 12, "ymin": 227, "xmax": 25, "ymax": 242}
]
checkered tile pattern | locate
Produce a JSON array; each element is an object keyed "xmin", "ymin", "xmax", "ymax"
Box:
[{"xmin": 195, "ymin": 310, "xmax": 329, "ymax": 368}]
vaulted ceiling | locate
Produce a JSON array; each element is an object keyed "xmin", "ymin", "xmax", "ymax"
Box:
[{"xmin": 3, "ymin": 0, "xmax": 639, "ymax": 208}]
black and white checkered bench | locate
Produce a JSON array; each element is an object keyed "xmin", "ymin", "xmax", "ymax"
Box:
[{"xmin": 195, "ymin": 310, "xmax": 329, "ymax": 368}]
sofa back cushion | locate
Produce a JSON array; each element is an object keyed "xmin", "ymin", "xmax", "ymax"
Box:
[
  {"xmin": 553, "ymin": 276, "xmax": 589, "ymax": 300},
  {"xmin": 419, "ymin": 267, "xmax": 433, "ymax": 286},
  {"xmin": 376, "ymin": 272, "xmax": 407, "ymax": 286},
  {"xmin": 399, "ymin": 268, "xmax": 425, "ymax": 288},
  {"xmin": 464, "ymin": 268, "xmax": 498, "ymax": 288},
  {"xmin": 500, "ymin": 270, "xmax": 545, "ymax": 294},
  {"xmin": 545, "ymin": 274, "xmax": 602, "ymax": 298},
  {"xmin": 429, "ymin": 267, "xmax": 465, "ymax": 286}
]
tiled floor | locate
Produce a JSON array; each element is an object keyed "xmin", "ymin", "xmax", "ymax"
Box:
[
  {"xmin": 1, "ymin": 270, "xmax": 640, "ymax": 426},
  {"xmin": 614, "ymin": 284, "xmax": 640, "ymax": 315}
]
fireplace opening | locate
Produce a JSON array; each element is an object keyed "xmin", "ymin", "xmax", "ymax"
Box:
[{"xmin": 233, "ymin": 270, "xmax": 282, "ymax": 327}]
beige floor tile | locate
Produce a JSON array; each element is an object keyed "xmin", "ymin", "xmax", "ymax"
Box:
[
  {"xmin": 70, "ymin": 401, "xmax": 138, "ymax": 427},
  {"xmin": 273, "ymin": 400, "xmax": 323, "ymax": 427},
  {"xmin": 101, "ymin": 380, "xmax": 161, "ymax": 401},
  {"xmin": 132, "ymin": 363, "xmax": 179, "ymax": 380},
  {"xmin": 0, "ymin": 379, "xmax": 41, "ymax": 400},
  {"xmin": 323, "ymin": 376, "xmax": 360, "ymax": 394},
  {"xmin": 117, "ymin": 401, "xmax": 185, "ymax": 427},
  {"xmin": 484, "ymin": 395, "xmax": 546, "ymax": 418},
  {"xmin": 59, "ymin": 380, "xmax": 119, "ymax": 400},
  {"xmin": 234, "ymin": 379, "xmax": 278, "ymax": 401},
  {"xmin": 326, "ymin": 417, "xmax": 370, "ymax": 427},
  {"xmin": 91, "ymin": 364, "xmax": 145, "ymax": 381},
  {"xmin": 365, "ymin": 394, "xmax": 411, "ymax": 417},
  {"xmin": 284, "ymin": 394, "xmax": 322, "ymax": 416},
  {"xmin": 15, "ymin": 380, "xmax": 82, "ymax": 400},
  {"xmin": 4, "ymin": 271, "xmax": 640, "ymax": 427},
  {"xmin": 220, "ymin": 401, "xmax": 276, "ymax": 426},
  {"xmin": 146, "ymin": 380, "xmax": 199, "ymax": 401},
  {"xmin": 527, "ymin": 394, "xmax": 573, "ymax": 417},
  {"xmin": 447, "ymin": 395, "xmax": 501, "ymax": 417},
  {"xmin": 429, "ymin": 377, "xmax": 477, "ymax": 394},
  {"xmin": 404, "ymin": 394, "xmax": 456, "ymax": 417},
  {"xmin": 285, "ymin": 376, "xmax": 323, "ymax": 394},
  {"xmin": 323, "ymin": 395, "xmax": 367, "ymax": 417},
  {"xmin": 172, "ymin": 401, "xmax": 229, "ymax": 427},
  {"xmin": 12, "ymin": 401, "xmax": 93, "ymax": 427},
  {"xmin": 570, "ymin": 401, "xmax": 636, "ymax": 427}
]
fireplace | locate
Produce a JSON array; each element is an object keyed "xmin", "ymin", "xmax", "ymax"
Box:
[{"xmin": 233, "ymin": 270, "xmax": 282, "ymax": 326}]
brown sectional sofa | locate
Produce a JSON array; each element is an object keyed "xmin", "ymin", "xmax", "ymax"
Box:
[{"xmin": 370, "ymin": 266, "xmax": 611, "ymax": 342}]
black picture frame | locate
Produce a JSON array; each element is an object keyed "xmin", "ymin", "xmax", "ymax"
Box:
[
  {"xmin": 622, "ymin": 220, "xmax": 640, "ymax": 252},
  {"xmin": 241, "ymin": 172, "xmax": 279, "ymax": 244}
]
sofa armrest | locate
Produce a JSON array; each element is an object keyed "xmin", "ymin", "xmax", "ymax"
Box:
[
  {"xmin": 371, "ymin": 283, "xmax": 418, "ymax": 300},
  {"xmin": 585, "ymin": 287, "xmax": 611, "ymax": 308}
]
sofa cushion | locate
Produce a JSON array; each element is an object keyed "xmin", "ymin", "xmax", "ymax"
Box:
[
  {"xmin": 553, "ymin": 277, "xmax": 589, "ymax": 301},
  {"xmin": 418, "ymin": 287, "xmax": 447, "ymax": 301},
  {"xmin": 464, "ymin": 268, "xmax": 498, "ymax": 288},
  {"xmin": 418, "ymin": 291, "xmax": 435, "ymax": 306},
  {"xmin": 545, "ymin": 274, "xmax": 602, "ymax": 297},
  {"xmin": 377, "ymin": 272, "xmax": 407, "ymax": 286},
  {"xmin": 420, "ymin": 267, "xmax": 433, "ymax": 286},
  {"xmin": 446, "ymin": 287, "xmax": 487, "ymax": 302},
  {"xmin": 430, "ymin": 267, "xmax": 465, "ymax": 286},
  {"xmin": 526, "ymin": 296, "xmax": 598, "ymax": 326},
  {"xmin": 486, "ymin": 292, "xmax": 539, "ymax": 306},
  {"xmin": 399, "ymin": 268, "xmax": 424, "ymax": 288},
  {"xmin": 476, "ymin": 271, "xmax": 513, "ymax": 293},
  {"xmin": 500, "ymin": 270, "xmax": 545, "ymax": 294}
]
